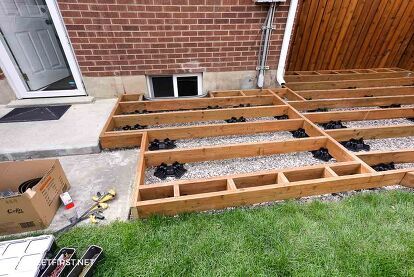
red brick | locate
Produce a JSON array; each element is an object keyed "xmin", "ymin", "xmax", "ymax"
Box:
[{"xmin": 60, "ymin": 0, "xmax": 287, "ymax": 76}]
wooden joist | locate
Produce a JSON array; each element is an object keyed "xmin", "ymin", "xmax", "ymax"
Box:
[
  {"xmin": 285, "ymin": 71, "xmax": 411, "ymax": 83},
  {"xmin": 144, "ymin": 137, "xmax": 329, "ymax": 166},
  {"xmin": 289, "ymin": 95, "xmax": 414, "ymax": 111},
  {"xmin": 304, "ymin": 107, "xmax": 414, "ymax": 123},
  {"xmin": 298, "ymin": 86, "xmax": 414, "ymax": 100},
  {"xmin": 119, "ymin": 95, "xmax": 280, "ymax": 113},
  {"xmin": 287, "ymin": 77, "xmax": 414, "ymax": 91},
  {"xmin": 112, "ymin": 105, "xmax": 290, "ymax": 128},
  {"xmin": 326, "ymin": 125, "xmax": 414, "ymax": 141},
  {"xmin": 357, "ymin": 149, "xmax": 414, "ymax": 165},
  {"xmin": 144, "ymin": 119, "xmax": 305, "ymax": 141}
]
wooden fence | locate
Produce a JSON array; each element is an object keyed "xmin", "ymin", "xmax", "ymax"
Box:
[{"xmin": 287, "ymin": 0, "xmax": 414, "ymax": 71}]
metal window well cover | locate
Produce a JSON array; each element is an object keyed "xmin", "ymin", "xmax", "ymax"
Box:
[
  {"xmin": 0, "ymin": 235, "xmax": 55, "ymax": 277},
  {"xmin": 0, "ymin": 105, "xmax": 71, "ymax": 123}
]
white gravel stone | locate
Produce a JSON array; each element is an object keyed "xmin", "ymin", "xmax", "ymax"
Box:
[
  {"xmin": 148, "ymin": 117, "xmax": 281, "ymax": 129},
  {"xmin": 395, "ymin": 163, "xmax": 414, "ymax": 170},
  {"xmin": 176, "ymin": 131, "xmax": 293, "ymax": 149},
  {"xmin": 364, "ymin": 137, "xmax": 414, "ymax": 152},
  {"xmin": 329, "ymin": 104, "xmax": 414, "ymax": 112},
  {"xmin": 320, "ymin": 118, "xmax": 414, "ymax": 129},
  {"xmin": 145, "ymin": 151, "xmax": 335, "ymax": 185}
]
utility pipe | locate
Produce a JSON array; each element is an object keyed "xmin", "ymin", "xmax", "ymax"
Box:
[
  {"xmin": 257, "ymin": 3, "xmax": 276, "ymax": 88},
  {"xmin": 276, "ymin": 0, "xmax": 299, "ymax": 86}
]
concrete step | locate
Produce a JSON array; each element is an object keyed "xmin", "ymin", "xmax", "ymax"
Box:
[{"xmin": 7, "ymin": 96, "xmax": 95, "ymax": 108}]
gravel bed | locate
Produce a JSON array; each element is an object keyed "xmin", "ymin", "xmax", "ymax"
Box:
[
  {"xmin": 395, "ymin": 163, "xmax": 414, "ymax": 170},
  {"xmin": 121, "ymin": 104, "xmax": 270, "ymax": 115},
  {"xmin": 148, "ymin": 120, "xmax": 225, "ymax": 129},
  {"xmin": 318, "ymin": 118, "xmax": 414, "ymax": 129},
  {"xmin": 147, "ymin": 117, "xmax": 279, "ymax": 129},
  {"xmin": 176, "ymin": 131, "xmax": 293, "ymax": 149},
  {"xmin": 361, "ymin": 137, "xmax": 414, "ymax": 152},
  {"xmin": 330, "ymin": 104, "xmax": 414, "ymax": 112},
  {"xmin": 145, "ymin": 151, "xmax": 335, "ymax": 185}
]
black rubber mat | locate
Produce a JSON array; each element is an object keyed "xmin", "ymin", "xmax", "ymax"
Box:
[{"xmin": 0, "ymin": 105, "xmax": 71, "ymax": 123}]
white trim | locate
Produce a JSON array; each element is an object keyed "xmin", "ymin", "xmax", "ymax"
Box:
[
  {"xmin": 147, "ymin": 73, "xmax": 203, "ymax": 99},
  {"xmin": 0, "ymin": 0, "xmax": 86, "ymax": 99}
]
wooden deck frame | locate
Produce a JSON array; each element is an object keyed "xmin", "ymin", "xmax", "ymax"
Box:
[{"xmin": 99, "ymin": 68, "xmax": 414, "ymax": 218}]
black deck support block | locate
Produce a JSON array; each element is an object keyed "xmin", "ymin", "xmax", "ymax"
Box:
[
  {"xmin": 372, "ymin": 162, "xmax": 396, "ymax": 172},
  {"xmin": 290, "ymin": 128, "xmax": 309, "ymax": 138},
  {"xmin": 321, "ymin": 120, "xmax": 347, "ymax": 130},
  {"xmin": 379, "ymin": 104, "xmax": 401, "ymax": 108},
  {"xmin": 307, "ymin": 108, "xmax": 329, "ymax": 113},
  {"xmin": 274, "ymin": 114, "xmax": 289, "ymax": 120},
  {"xmin": 122, "ymin": 124, "xmax": 148, "ymax": 130},
  {"xmin": 154, "ymin": 162, "xmax": 187, "ymax": 180},
  {"xmin": 149, "ymin": 138, "xmax": 176, "ymax": 151},
  {"xmin": 225, "ymin": 117, "xmax": 247, "ymax": 123},
  {"xmin": 135, "ymin": 109, "xmax": 149, "ymax": 114},
  {"xmin": 236, "ymin": 103, "xmax": 251, "ymax": 108},
  {"xmin": 207, "ymin": 105, "xmax": 220, "ymax": 109},
  {"xmin": 310, "ymin": 147, "xmax": 333, "ymax": 162},
  {"xmin": 340, "ymin": 138, "xmax": 370, "ymax": 152}
]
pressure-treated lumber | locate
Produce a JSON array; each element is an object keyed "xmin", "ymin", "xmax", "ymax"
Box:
[
  {"xmin": 357, "ymin": 149, "xmax": 414, "ymax": 165},
  {"xmin": 98, "ymin": 68, "xmax": 414, "ymax": 219},
  {"xmin": 144, "ymin": 137, "xmax": 328, "ymax": 166},
  {"xmin": 135, "ymin": 169, "xmax": 409, "ymax": 218},
  {"xmin": 304, "ymin": 107, "xmax": 414, "ymax": 123},
  {"xmin": 326, "ymin": 125, "xmax": 414, "ymax": 141},
  {"xmin": 289, "ymin": 95, "xmax": 414, "ymax": 110},
  {"xmin": 287, "ymin": 77, "xmax": 414, "ymax": 91},
  {"xmin": 112, "ymin": 105, "xmax": 289, "ymax": 128},
  {"xmin": 100, "ymin": 132, "xmax": 142, "ymax": 149},
  {"xmin": 119, "ymin": 95, "xmax": 279, "ymax": 113},
  {"xmin": 297, "ymin": 86, "xmax": 414, "ymax": 100},
  {"xmin": 400, "ymin": 172, "xmax": 414, "ymax": 188},
  {"xmin": 144, "ymin": 119, "xmax": 305, "ymax": 141},
  {"xmin": 285, "ymin": 71, "xmax": 411, "ymax": 82}
]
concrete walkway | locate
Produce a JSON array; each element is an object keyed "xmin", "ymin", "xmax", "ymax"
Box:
[
  {"xmin": 48, "ymin": 149, "xmax": 139, "ymax": 231},
  {"xmin": 0, "ymin": 99, "xmax": 116, "ymax": 161},
  {"xmin": 0, "ymin": 149, "xmax": 139, "ymax": 239}
]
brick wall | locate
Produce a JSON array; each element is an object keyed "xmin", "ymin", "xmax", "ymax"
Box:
[{"xmin": 57, "ymin": 0, "xmax": 289, "ymax": 77}]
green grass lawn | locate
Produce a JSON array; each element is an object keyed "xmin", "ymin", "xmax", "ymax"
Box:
[{"xmin": 58, "ymin": 190, "xmax": 414, "ymax": 276}]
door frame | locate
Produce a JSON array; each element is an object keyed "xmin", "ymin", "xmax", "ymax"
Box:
[{"xmin": 0, "ymin": 0, "xmax": 86, "ymax": 99}]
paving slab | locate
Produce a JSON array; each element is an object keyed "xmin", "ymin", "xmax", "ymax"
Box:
[{"xmin": 0, "ymin": 99, "xmax": 117, "ymax": 161}]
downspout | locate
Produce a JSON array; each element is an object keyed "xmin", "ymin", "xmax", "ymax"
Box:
[{"xmin": 276, "ymin": 0, "xmax": 299, "ymax": 86}]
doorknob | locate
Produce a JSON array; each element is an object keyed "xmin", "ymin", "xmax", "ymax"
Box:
[{"xmin": 45, "ymin": 19, "xmax": 53, "ymax": 25}]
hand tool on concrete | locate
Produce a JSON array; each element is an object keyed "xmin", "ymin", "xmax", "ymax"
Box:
[{"xmin": 55, "ymin": 189, "xmax": 116, "ymax": 235}]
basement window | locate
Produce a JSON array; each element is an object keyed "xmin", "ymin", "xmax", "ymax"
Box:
[{"xmin": 147, "ymin": 73, "xmax": 203, "ymax": 98}]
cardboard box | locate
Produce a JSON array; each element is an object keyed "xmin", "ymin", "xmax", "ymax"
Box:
[{"xmin": 0, "ymin": 159, "xmax": 70, "ymax": 235}]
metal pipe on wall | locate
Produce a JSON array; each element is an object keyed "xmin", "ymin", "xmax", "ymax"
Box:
[{"xmin": 257, "ymin": 3, "xmax": 276, "ymax": 88}]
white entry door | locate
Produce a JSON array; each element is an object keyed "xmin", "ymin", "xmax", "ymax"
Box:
[{"xmin": 0, "ymin": 0, "xmax": 85, "ymax": 98}]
